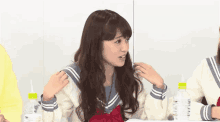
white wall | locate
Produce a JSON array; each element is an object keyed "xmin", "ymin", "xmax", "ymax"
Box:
[{"xmin": 134, "ymin": 0, "xmax": 219, "ymax": 99}]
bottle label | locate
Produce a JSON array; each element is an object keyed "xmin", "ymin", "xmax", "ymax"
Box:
[
  {"xmin": 24, "ymin": 114, "xmax": 42, "ymax": 122},
  {"xmin": 173, "ymin": 99, "xmax": 191, "ymax": 119},
  {"xmin": 174, "ymin": 100, "xmax": 191, "ymax": 105}
]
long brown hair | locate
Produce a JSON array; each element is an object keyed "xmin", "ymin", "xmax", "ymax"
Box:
[{"xmin": 73, "ymin": 10, "xmax": 143, "ymax": 122}]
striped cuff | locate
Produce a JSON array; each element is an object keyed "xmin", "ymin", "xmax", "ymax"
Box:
[
  {"xmin": 150, "ymin": 83, "xmax": 167, "ymax": 100},
  {"xmin": 41, "ymin": 94, "xmax": 58, "ymax": 112},
  {"xmin": 200, "ymin": 104, "xmax": 215, "ymax": 121}
]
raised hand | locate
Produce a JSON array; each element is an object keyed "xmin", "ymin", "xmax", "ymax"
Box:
[
  {"xmin": 134, "ymin": 62, "xmax": 164, "ymax": 89},
  {"xmin": 43, "ymin": 71, "xmax": 69, "ymax": 101}
]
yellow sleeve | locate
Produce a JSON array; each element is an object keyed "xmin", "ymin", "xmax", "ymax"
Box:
[{"xmin": 0, "ymin": 45, "xmax": 23, "ymax": 122}]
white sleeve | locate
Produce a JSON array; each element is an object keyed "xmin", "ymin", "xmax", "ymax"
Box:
[
  {"xmin": 41, "ymin": 76, "xmax": 81, "ymax": 122},
  {"xmin": 127, "ymin": 83, "xmax": 168, "ymax": 120}
]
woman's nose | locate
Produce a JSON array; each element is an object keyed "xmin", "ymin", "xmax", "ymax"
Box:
[{"xmin": 121, "ymin": 41, "xmax": 129, "ymax": 52}]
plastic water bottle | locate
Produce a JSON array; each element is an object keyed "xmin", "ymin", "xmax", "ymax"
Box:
[
  {"xmin": 173, "ymin": 76, "xmax": 191, "ymax": 121},
  {"xmin": 22, "ymin": 80, "xmax": 42, "ymax": 122}
]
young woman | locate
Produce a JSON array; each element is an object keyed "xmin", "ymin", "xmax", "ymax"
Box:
[
  {"xmin": 165, "ymin": 27, "xmax": 220, "ymax": 121},
  {"xmin": 41, "ymin": 10, "xmax": 168, "ymax": 122}
]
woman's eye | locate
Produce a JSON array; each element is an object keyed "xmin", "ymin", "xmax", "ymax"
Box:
[
  {"xmin": 116, "ymin": 39, "xmax": 121, "ymax": 44},
  {"xmin": 115, "ymin": 39, "xmax": 129, "ymax": 44}
]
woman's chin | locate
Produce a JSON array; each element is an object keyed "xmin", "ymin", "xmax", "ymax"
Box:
[{"xmin": 115, "ymin": 62, "xmax": 125, "ymax": 67}]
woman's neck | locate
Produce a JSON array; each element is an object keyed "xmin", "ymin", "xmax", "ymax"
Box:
[{"xmin": 104, "ymin": 63, "xmax": 114, "ymax": 87}]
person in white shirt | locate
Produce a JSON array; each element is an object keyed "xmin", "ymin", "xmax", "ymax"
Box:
[
  {"xmin": 40, "ymin": 9, "xmax": 168, "ymax": 122},
  {"xmin": 166, "ymin": 28, "xmax": 220, "ymax": 121}
]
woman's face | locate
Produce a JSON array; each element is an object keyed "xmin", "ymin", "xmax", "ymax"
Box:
[{"xmin": 102, "ymin": 30, "xmax": 129, "ymax": 68}]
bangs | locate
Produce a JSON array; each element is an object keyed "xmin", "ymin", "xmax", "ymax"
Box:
[{"xmin": 102, "ymin": 15, "xmax": 132, "ymax": 41}]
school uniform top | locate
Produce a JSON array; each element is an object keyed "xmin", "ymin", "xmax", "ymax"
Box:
[
  {"xmin": 40, "ymin": 62, "xmax": 168, "ymax": 122},
  {"xmin": 166, "ymin": 56, "xmax": 220, "ymax": 121},
  {"xmin": 0, "ymin": 45, "xmax": 23, "ymax": 122}
]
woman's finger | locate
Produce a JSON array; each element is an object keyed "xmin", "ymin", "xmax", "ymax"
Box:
[
  {"xmin": 135, "ymin": 66, "xmax": 147, "ymax": 74},
  {"xmin": 61, "ymin": 74, "xmax": 68, "ymax": 82},
  {"xmin": 55, "ymin": 71, "xmax": 60, "ymax": 75},
  {"xmin": 134, "ymin": 62, "xmax": 148, "ymax": 70},
  {"xmin": 62, "ymin": 79, "xmax": 69, "ymax": 88},
  {"xmin": 58, "ymin": 71, "xmax": 65, "ymax": 78},
  {"xmin": 136, "ymin": 71, "xmax": 144, "ymax": 77}
]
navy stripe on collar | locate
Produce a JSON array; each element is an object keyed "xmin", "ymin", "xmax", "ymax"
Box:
[
  {"xmin": 62, "ymin": 62, "xmax": 80, "ymax": 87},
  {"xmin": 206, "ymin": 56, "xmax": 220, "ymax": 88}
]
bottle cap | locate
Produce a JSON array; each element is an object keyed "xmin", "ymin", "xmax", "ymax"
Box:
[
  {"xmin": 28, "ymin": 80, "xmax": 37, "ymax": 99},
  {"xmin": 178, "ymin": 82, "xmax": 187, "ymax": 89},
  {"xmin": 28, "ymin": 93, "xmax": 37, "ymax": 99}
]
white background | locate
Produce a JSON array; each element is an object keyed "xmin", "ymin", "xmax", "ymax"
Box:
[{"xmin": 0, "ymin": 0, "xmax": 219, "ymax": 120}]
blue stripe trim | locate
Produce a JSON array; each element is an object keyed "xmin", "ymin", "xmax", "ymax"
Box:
[
  {"xmin": 40, "ymin": 94, "xmax": 58, "ymax": 112},
  {"xmin": 150, "ymin": 83, "xmax": 167, "ymax": 100},
  {"xmin": 200, "ymin": 105, "xmax": 206, "ymax": 120},
  {"xmin": 206, "ymin": 56, "xmax": 220, "ymax": 88},
  {"xmin": 107, "ymin": 93, "xmax": 119, "ymax": 106},
  {"xmin": 200, "ymin": 104, "xmax": 215, "ymax": 121},
  {"xmin": 105, "ymin": 96, "xmax": 121, "ymax": 113},
  {"xmin": 62, "ymin": 62, "xmax": 81, "ymax": 88},
  {"xmin": 62, "ymin": 68, "xmax": 79, "ymax": 88},
  {"xmin": 42, "ymin": 104, "xmax": 58, "ymax": 112},
  {"xmin": 41, "ymin": 94, "xmax": 57, "ymax": 104}
]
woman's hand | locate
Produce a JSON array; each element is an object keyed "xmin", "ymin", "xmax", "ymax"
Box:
[
  {"xmin": 134, "ymin": 62, "xmax": 164, "ymax": 89},
  {"xmin": 43, "ymin": 71, "xmax": 69, "ymax": 100}
]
